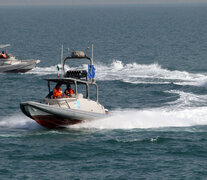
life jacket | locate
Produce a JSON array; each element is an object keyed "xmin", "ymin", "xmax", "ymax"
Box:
[
  {"xmin": 65, "ymin": 88, "xmax": 74, "ymax": 97},
  {"xmin": 69, "ymin": 88, "xmax": 74, "ymax": 95},
  {"xmin": 53, "ymin": 87, "xmax": 62, "ymax": 99},
  {"xmin": 2, "ymin": 53, "xmax": 7, "ymax": 58}
]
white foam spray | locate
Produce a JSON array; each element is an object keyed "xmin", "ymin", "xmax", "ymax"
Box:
[
  {"xmin": 95, "ymin": 60, "xmax": 207, "ymax": 86},
  {"xmin": 26, "ymin": 64, "xmax": 61, "ymax": 76},
  {"xmin": 0, "ymin": 114, "xmax": 40, "ymax": 129},
  {"xmin": 2, "ymin": 106, "xmax": 207, "ymax": 130},
  {"xmin": 26, "ymin": 60, "xmax": 207, "ymax": 87},
  {"xmin": 165, "ymin": 90, "xmax": 207, "ymax": 108},
  {"xmin": 70, "ymin": 107, "xmax": 207, "ymax": 130}
]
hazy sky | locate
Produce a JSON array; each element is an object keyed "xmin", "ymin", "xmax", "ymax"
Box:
[{"xmin": 0, "ymin": 0, "xmax": 207, "ymax": 6}]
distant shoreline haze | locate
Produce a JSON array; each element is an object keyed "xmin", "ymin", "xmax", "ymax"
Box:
[{"xmin": 0, "ymin": 0, "xmax": 207, "ymax": 6}]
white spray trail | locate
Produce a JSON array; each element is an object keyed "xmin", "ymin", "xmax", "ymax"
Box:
[
  {"xmin": 95, "ymin": 60, "xmax": 207, "ymax": 86},
  {"xmin": 2, "ymin": 107, "xmax": 207, "ymax": 130},
  {"xmin": 165, "ymin": 90, "xmax": 207, "ymax": 108},
  {"xmin": 70, "ymin": 107, "xmax": 207, "ymax": 130},
  {"xmin": 26, "ymin": 60, "xmax": 207, "ymax": 87}
]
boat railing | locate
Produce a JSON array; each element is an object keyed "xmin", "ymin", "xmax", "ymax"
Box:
[
  {"xmin": 0, "ymin": 59, "xmax": 13, "ymax": 65},
  {"xmin": 44, "ymin": 97, "xmax": 76, "ymax": 107},
  {"xmin": 56, "ymin": 99, "xmax": 71, "ymax": 108},
  {"xmin": 44, "ymin": 93, "xmax": 85, "ymax": 108},
  {"xmin": 0, "ymin": 57, "xmax": 23, "ymax": 65}
]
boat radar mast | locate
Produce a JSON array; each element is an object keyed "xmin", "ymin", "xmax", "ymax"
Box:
[{"xmin": 60, "ymin": 44, "xmax": 95, "ymax": 83}]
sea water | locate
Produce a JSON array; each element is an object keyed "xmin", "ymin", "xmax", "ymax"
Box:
[{"xmin": 1, "ymin": 5, "xmax": 207, "ymax": 179}]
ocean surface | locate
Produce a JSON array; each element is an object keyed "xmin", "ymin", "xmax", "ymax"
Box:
[{"xmin": 1, "ymin": 4, "xmax": 207, "ymax": 179}]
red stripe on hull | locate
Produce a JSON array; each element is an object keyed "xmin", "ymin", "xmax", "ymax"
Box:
[{"xmin": 32, "ymin": 115, "xmax": 82, "ymax": 129}]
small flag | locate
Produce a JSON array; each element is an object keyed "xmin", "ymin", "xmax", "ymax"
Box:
[
  {"xmin": 88, "ymin": 65, "xmax": 95, "ymax": 79},
  {"xmin": 57, "ymin": 65, "xmax": 60, "ymax": 78}
]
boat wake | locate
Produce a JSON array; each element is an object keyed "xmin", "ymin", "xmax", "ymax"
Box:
[
  {"xmin": 70, "ymin": 107, "xmax": 207, "ymax": 130},
  {"xmin": 95, "ymin": 60, "xmax": 207, "ymax": 87},
  {"xmin": 26, "ymin": 60, "xmax": 207, "ymax": 87},
  {"xmin": 26, "ymin": 64, "xmax": 61, "ymax": 76},
  {"xmin": 2, "ymin": 103, "xmax": 207, "ymax": 130},
  {"xmin": 70, "ymin": 86, "xmax": 207, "ymax": 130},
  {"xmin": 165, "ymin": 90, "xmax": 207, "ymax": 108}
]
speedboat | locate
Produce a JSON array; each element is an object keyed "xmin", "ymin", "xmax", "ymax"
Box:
[
  {"xmin": 20, "ymin": 45, "xmax": 108, "ymax": 129},
  {"xmin": 0, "ymin": 44, "xmax": 40, "ymax": 73}
]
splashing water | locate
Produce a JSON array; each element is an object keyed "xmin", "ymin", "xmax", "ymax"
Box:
[
  {"xmin": 12, "ymin": 60, "xmax": 207, "ymax": 130},
  {"xmin": 165, "ymin": 90, "xmax": 207, "ymax": 108},
  {"xmin": 68, "ymin": 107, "xmax": 207, "ymax": 130},
  {"xmin": 95, "ymin": 60, "xmax": 207, "ymax": 86},
  {"xmin": 0, "ymin": 114, "xmax": 40, "ymax": 130},
  {"xmin": 26, "ymin": 60, "xmax": 207, "ymax": 86}
]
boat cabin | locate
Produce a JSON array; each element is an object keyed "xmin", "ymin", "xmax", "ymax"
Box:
[
  {"xmin": 45, "ymin": 78, "xmax": 99, "ymax": 102},
  {"xmin": 45, "ymin": 47, "xmax": 99, "ymax": 103}
]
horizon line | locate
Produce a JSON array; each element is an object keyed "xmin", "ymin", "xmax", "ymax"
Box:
[{"xmin": 1, "ymin": 1, "xmax": 207, "ymax": 7}]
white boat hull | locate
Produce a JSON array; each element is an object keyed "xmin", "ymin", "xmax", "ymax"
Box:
[
  {"xmin": 20, "ymin": 101, "xmax": 106, "ymax": 129},
  {"xmin": 0, "ymin": 59, "xmax": 40, "ymax": 73}
]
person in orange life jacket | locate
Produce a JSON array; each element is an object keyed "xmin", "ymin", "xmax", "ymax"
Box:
[
  {"xmin": 53, "ymin": 82, "xmax": 63, "ymax": 99},
  {"xmin": 64, "ymin": 84, "xmax": 74, "ymax": 98},
  {"xmin": 0, "ymin": 51, "xmax": 7, "ymax": 58}
]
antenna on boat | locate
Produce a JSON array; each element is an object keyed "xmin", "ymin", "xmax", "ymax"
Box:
[
  {"xmin": 67, "ymin": 48, "xmax": 70, "ymax": 55},
  {"xmin": 91, "ymin": 44, "xmax": 94, "ymax": 65},
  {"xmin": 87, "ymin": 46, "xmax": 90, "ymax": 57},
  {"xmin": 60, "ymin": 44, "xmax": 64, "ymax": 78}
]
